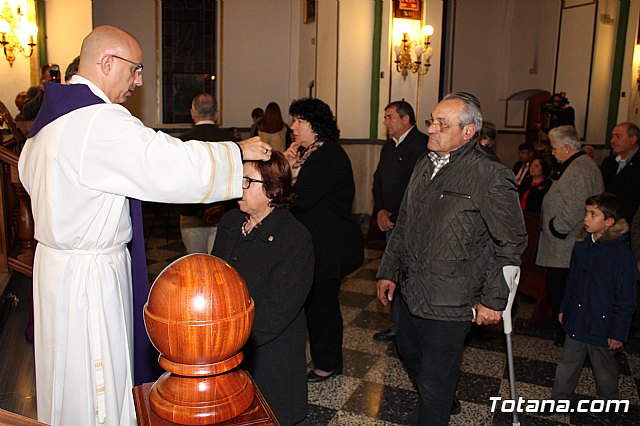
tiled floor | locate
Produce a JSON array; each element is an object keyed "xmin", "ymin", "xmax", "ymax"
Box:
[
  {"xmin": 142, "ymin": 204, "xmax": 640, "ymax": 425},
  {"xmin": 2, "ymin": 202, "xmax": 640, "ymax": 425}
]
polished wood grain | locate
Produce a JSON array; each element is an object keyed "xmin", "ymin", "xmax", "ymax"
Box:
[
  {"xmin": 133, "ymin": 381, "xmax": 278, "ymax": 426},
  {"xmin": 144, "ymin": 254, "xmax": 256, "ymax": 425},
  {"xmin": 0, "ymin": 408, "xmax": 45, "ymax": 425}
]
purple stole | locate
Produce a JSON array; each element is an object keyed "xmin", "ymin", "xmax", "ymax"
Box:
[{"xmin": 30, "ymin": 83, "xmax": 161, "ymax": 385}]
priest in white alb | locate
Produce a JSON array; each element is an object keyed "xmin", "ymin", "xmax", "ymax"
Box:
[{"xmin": 18, "ymin": 25, "xmax": 272, "ymax": 426}]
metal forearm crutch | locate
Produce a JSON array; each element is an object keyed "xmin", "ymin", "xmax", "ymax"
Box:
[{"xmin": 502, "ymin": 265, "xmax": 521, "ymax": 426}]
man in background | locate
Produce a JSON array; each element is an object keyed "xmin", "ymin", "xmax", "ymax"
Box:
[
  {"xmin": 376, "ymin": 92, "xmax": 526, "ymax": 425},
  {"xmin": 513, "ymin": 142, "xmax": 535, "ymax": 188},
  {"xmin": 601, "ymin": 122, "xmax": 640, "ymax": 225},
  {"xmin": 179, "ymin": 93, "xmax": 238, "ymax": 254},
  {"xmin": 371, "ymin": 100, "xmax": 427, "ymax": 342},
  {"xmin": 250, "ymin": 106, "xmax": 264, "ymax": 136},
  {"xmin": 23, "ymin": 63, "xmax": 57, "ymax": 119}
]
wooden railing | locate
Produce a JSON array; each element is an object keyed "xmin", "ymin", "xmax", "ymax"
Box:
[{"xmin": 0, "ymin": 99, "xmax": 34, "ymax": 277}]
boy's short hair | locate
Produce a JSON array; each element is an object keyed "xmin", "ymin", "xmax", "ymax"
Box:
[
  {"xmin": 585, "ymin": 192, "xmax": 625, "ymax": 221},
  {"xmin": 251, "ymin": 107, "xmax": 264, "ymax": 119},
  {"xmin": 518, "ymin": 142, "xmax": 534, "ymax": 152}
]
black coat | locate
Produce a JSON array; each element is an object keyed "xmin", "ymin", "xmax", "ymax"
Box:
[
  {"xmin": 601, "ymin": 149, "xmax": 640, "ymax": 224},
  {"xmin": 372, "ymin": 126, "xmax": 428, "ymax": 222},
  {"xmin": 179, "ymin": 123, "xmax": 236, "ymax": 143},
  {"xmin": 291, "ymin": 140, "xmax": 364, "ymax": 280},
  {"xmin": 211, "ymin": 208, "xmax": 314, "ymax": 425},
  {"xmin": 178, "ymin": 124, "xmax": 237, "ymax": 217}
]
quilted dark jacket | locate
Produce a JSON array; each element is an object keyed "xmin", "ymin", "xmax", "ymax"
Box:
[{"xmin": 377, "ymin": 140, "xmax": 528, "ymax": 321}]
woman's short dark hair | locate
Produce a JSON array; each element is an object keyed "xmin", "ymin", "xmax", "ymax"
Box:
[
  {"xmin": 289, "ymin": 98, "xmax": 340, "ymax": 142},
  {"xmin": 532, "ymin": 156, "xmax": 551, "ymax": 178},
  {"xmin": 247, "ymin": 151, "xmax": 295, "ymax": 208}
]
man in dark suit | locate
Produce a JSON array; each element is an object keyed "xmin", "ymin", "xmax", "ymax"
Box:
[
  {"xmin": 372, "ymin": 100, "xmax": 427, "ymax": 342},
  {"xmin": 512, "ymin": 142, "xmax": 535, "ymax": 188},
  {"xmin": 179, "ymin": 93, "xmax": 237, "ymax": 253},
  {"xmin": 601, "ymin": 122, "xmax": 640, "ymax": 225}
]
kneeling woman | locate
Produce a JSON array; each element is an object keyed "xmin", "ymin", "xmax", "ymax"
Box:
[{"xmin": 211, "ymin": 152, "xmax": 314, "ymax": 425}]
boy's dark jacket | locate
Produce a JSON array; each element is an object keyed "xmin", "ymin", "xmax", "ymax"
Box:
[{"xmin": 560, "ymin": 219, "xmax": 637, "ymax": 347}]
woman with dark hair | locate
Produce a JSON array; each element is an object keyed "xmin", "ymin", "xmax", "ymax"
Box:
[
  {"xmin": 284, "ymin": 97, "xmax": 364, "ymax": 382},
  {"xmin": 257, "ymin": 102, "xmax": 291, "ymax": 152},
  {"xmin": 211, "ymin": 152, "xmax": 314, "ymax": 425},
  {"xmin": 519, "ymin": 157, "xmax": 551, "ymax": 213}
]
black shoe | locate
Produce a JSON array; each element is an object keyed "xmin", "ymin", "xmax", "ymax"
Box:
[
  {"xmin": 307, "ymin": 369, "xmax": 341, "ymax": 383},
  {"xmin": 450, "ymin": 396, "xmax": 461, "ymax": 415},
  {"xmin": 373, "ymin": 329, "xmax": 396, "ymax": 342}
]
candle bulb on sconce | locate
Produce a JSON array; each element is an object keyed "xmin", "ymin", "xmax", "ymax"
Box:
[
  {"xmin": 0, "ymin": 1, "xmax": 38, "ymax": 66},
  {"xmin": 393, "ymin": 24, "xmax": 435, "ymax": 80}
]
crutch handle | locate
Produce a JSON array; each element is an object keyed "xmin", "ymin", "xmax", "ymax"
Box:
[{"xmin": 502, "ymin": 265, "xmax": 520, "ymax": 334}]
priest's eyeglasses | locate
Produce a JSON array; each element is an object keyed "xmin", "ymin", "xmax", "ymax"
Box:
[
  {"xmin": 242, "ymin": 176, "xmax": 265, "ymax": 189},
  {"xmin": 102, "ymin": 54, "xmax": 144, "ymax": 76}
]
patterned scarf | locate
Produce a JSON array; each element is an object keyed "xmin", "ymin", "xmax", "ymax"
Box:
[{"xmin": 427, "ymin": 151, "xmax": 451, "ymax": 179}]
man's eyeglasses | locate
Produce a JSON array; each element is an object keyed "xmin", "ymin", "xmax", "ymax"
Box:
[
  {"xmin": 103, "ymin": 54, "xmax": 144, "ymax": 76},
  {"xmin": 242, "ymin": 176, "xmax": 265, "ymax": 189},
  {"xmin": 425, "ymin": 119, "xmax": 459, "ymax": 131}
]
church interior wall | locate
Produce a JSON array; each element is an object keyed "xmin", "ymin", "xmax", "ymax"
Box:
[
  {"xmin": 44, "ymin": 0, "xmax": 92, "ymax": 85},
  {"xmin": 3, "ymin": 0, "xmax": 640, "ymax": 216},
  {"xmin": 219, "ymin": 0, "xmax": 297, "ymax": 128},
  {"xmin": 91, "ymin": 0, "xmax": 157, "ymax": 126}
]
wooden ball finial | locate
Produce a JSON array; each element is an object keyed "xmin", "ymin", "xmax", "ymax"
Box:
[{"xmin": 144, "ymin": 254, "xmax": 255, "ymax": 424}]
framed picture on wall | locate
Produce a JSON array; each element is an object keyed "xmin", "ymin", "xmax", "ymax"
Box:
[
  {"xmin": 393, "ymin": 0, "xmax": 421, "ymax": 20},
  {"xmin": 304, "ymin": 0, "xmax": 315, "ymax": 24}
]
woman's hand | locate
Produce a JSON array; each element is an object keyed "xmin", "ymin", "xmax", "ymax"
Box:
[{"xmin": 283, "ymin": 141, "xmax": 301, "ymax": 166}]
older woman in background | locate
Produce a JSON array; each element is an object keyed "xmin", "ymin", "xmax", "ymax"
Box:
[
  {"xmin": 211, "ymin": 152, "xmax": 314, "ymax": 425},
  {"xmin": 536, "ymin": 125, "xmax": 603, "ymax": 346},
  {"xmin": 284, "ymin": 98, "xmax": 364, "ymax": 382}
]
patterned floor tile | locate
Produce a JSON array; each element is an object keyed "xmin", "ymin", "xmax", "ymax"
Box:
[
  {"xmin": 134, "ymin": 203, "xmax": 640, "ymax": 425},
  {"xmin": 349, "ymin": 310, "xmax": 394, "ymax": 332},
  {"xmin": 341, "ymin": 381, "xmax": 417, "ymax": 424}
]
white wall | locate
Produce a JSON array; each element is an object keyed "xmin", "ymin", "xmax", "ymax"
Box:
[
  {"xmin": 335, "ymin": 0, "xmax": 373, "ymax": 138},
  {"xmin": 298, "ymin": 2, "xmax": 316, "ymax": 98},
  {"xmin": 219, "ymin": 0, "xmax": 298, "ymax": 128},
  {"xmin": 92, "ymin": 0, "xmax": 156, "ymax": 125},
  {"xmin": 450, "ymin": 0, "xmax": 561, "ymax": 131},
  {"xmin": 44, "ymin": 0, "xmax": 92, "ymax": 81},
  {"xmin": 0, "ymin": 50, "xmax": 32, "ymax": 118},
  {"xmin": 315, "ymin": 0, "xmax": 338, "ymax": 111},
  {"xmin": 555, "ymin": 2, "xmax": 597, "ymax": 139}
]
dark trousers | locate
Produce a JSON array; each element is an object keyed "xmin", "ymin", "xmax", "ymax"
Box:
[
  {"xmin": 397, "ymin": 299, "xmax": 470, "ymax": 426},
  {"xmin": 305, "ymin": 278, "xmax": 343, "ymax": 372},
  {"xmin": 552, "ymin": 335, "xmax": 619, "ymax": 400}
]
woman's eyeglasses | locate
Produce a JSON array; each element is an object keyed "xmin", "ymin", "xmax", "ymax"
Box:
[{"xmin": 242, "ymin": 176, "xmax": 265, "ymax": 189}]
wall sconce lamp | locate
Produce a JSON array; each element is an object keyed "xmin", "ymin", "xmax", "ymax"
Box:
[
  {"xmin": 0, "ymin": 1, "xmax": 38, "ymax": 66},
  {"xmin": 394, "ymin": 24, "xmax": 434, "ymax": 80}
]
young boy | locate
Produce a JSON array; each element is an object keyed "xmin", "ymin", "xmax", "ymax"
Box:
[{"xmin": 552, "ymin": 193, "xmax": 637, "ymax": 401}]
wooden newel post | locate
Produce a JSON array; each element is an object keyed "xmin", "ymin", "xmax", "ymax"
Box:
[{"xmin": 141, "ymin": 254, "xmax": 271, "ymax": 425}]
